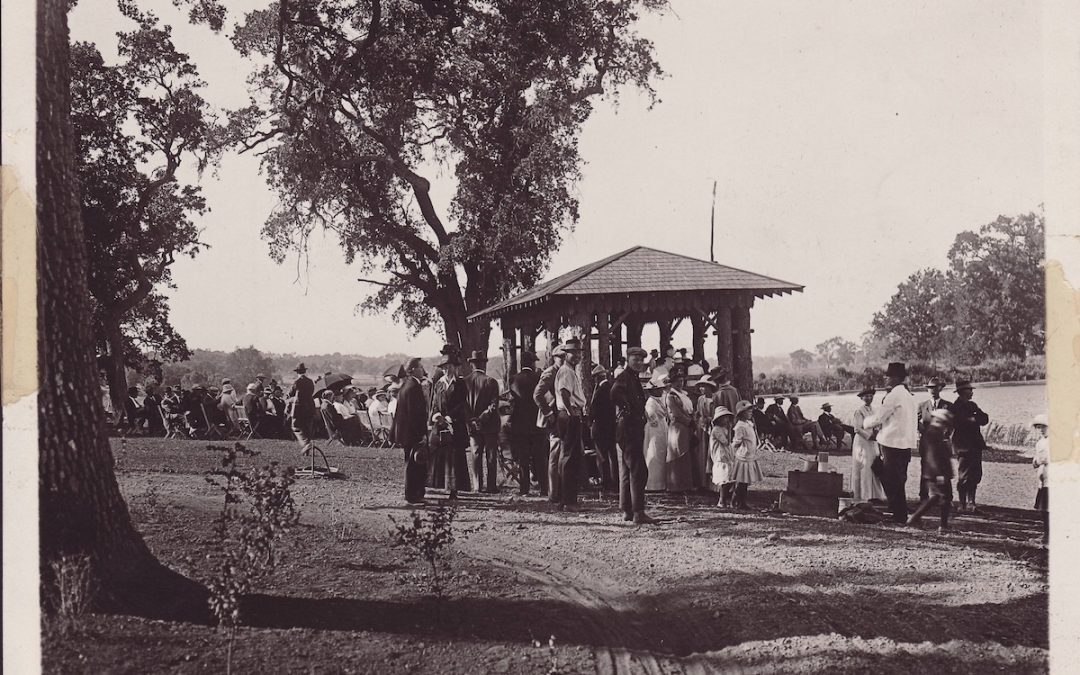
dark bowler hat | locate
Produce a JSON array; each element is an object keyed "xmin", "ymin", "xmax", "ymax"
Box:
[
  {"xmin": 293, "ymin": 362, "xmax": 307, "ymax": 373},
  {"xmin": 561, "ymin": 338, "xmax": 583, "ymax": 352},
  {"xmin": 466, "ymin": 350, "xmax": 489, "ymax": 363},
  {"xmin": 439, "ymin": 343, "xmax": 460, "ymax": 356},
  {"xmin": 520, "ymin": 351, "xmax": 539, "ymax": 364},
  {"xmin": 857, "ymin": 385, "xmax": 876, "ymax": 397},
  {"xmin": 954, "ymin": 378, "xmax": 974, "ymax": 391},
  {"xmin": 885, "ymin": 362, "xmax": 907, "ymax": 378}
]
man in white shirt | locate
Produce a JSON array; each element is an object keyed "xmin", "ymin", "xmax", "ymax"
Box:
[
  {"xmin": 554, "ymin": 338, "xmax": 586, "ymax": 508},
  {"xmin": 874, "ymin": 362, "xmax": 918, "ymax": 524}
]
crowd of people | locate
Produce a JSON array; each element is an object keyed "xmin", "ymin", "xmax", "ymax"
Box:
[{"xmin": 112, "ymin": 343, "xmax": 1049, "ymax": 538}]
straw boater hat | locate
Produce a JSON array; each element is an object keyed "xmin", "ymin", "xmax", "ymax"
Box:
[
  {"xmin": 1032, "ymin": 414, "xmax": 1048, "ymax": 428},
  {"xmin": 687, "ymin": 364, "xmax": 705, "ymax": 378},
  {"xmin": 627, "ymin": 346, "xmax": 648, "ymax": 358},
  {"xmin": 561, "ymin": 338, "xmax": 583, "ymax": 352},
  {"xmin": 591, "ymin": 364, "xmax": 607, "ymax": 376},
  {"xmin": 926, "ymin": 377, "xmax": 945, "ymax": 389}
]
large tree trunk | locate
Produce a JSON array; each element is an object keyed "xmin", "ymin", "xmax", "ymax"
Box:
[
  {"xmin": 103, "ymin": 316, "xmax": 129, "ymax": 421},
  {"xmin": 38, "ymin": 0, "xmax": 206, "ymax": 621}
]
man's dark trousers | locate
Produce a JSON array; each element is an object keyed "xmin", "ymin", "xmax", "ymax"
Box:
[
  {"xmin": 403, "ymin": 445, "xmax": 427, "ymax": 503},
  {"xmin": 468, "ymin": 431, "xmax": 499, "ymax": 492},
  {"xmin": 556, "ymin": 411, "xmax": 582, "ymax": 506},
  {"xmin": 547, "ymin": 431, "xmax": 562, "ymax": 503},
  {"xmin": 618, "ymin": 439, "xmax": 648, "ymax": 516},
  {"xmin": 513, "ymin": 432, "xmax": 549, "ymax": 495},
  {"xmin": 880, "ymin": 445, "xmax": 911, "ymax": 522}
]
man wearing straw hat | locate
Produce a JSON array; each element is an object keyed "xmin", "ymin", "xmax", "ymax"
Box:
[
  {"xmin": 949, "ymin": 378, "xmax": 990, "ymax": 513},
  {"xmin": 534, "ymin": 345, "xmax": 567, "ymax": 503},
  {"xmin": 610, "ymin": 346, "xmax": 657, "ymax": 524},
  {"xmin": 553, "ymin": 338, "xmax": 586, "ymax": 509}
]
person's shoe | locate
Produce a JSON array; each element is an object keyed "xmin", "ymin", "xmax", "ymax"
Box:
[
  {"xmin": 633, "ymin": 513, "xmax": 658, "ymax": 525},
  {"xmin": 905, "ymin": 516, "xmax": 922, "ymax": 528},
  {"xmin": 623, "ymin": 512, "xmax": 634, "ymax": 522},
  {"xmin": 937, "ymin": 526, "xmax": 950, "ymax": 534}
]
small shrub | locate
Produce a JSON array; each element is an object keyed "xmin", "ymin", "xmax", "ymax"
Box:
[
  {"xmin": 389, "ymin": 504, "xmax": 459, "ymax": 602},
  {"xmin": 44, "ymin": 554, "xmax": 95, "ymax": 636}
]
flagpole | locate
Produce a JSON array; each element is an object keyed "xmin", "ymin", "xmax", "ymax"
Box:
[{"xmin": 709, "ymin": 180, "xmax": 717, "ymax": 262}]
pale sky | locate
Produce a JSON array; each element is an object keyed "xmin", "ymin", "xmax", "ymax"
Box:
[{"xmin": 69, "ymin": 0, "xmax": 1043, "ymax": 359}]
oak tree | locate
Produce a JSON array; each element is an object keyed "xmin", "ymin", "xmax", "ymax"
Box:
[{"xmin": 225, "ymin": 0, "xmax": 665, "ymax": 352}]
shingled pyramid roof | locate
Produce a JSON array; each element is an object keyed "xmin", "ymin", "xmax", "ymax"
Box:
[{"xmin": 469, "ymin": 246, "xmax": 803, "ymax": 321}]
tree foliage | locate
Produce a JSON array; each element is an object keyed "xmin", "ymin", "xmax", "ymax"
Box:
[
  {"xmin": 218, "ymin": 0, "xmax": 665, "ymax": 350},
  {"xmin": 870, "ymin": 210, "xmax": 1045, "ymax": 363},
  {"xmin": 815, "ymin": 336, "xmax": 857, "ymax": 371},
  {"xmin": 789, "ymin": 349, "xmax": 814, "ymax": 370},
  {"xmin": 71, "ymin": 4, "xmax": 220, "ymax": 409}
]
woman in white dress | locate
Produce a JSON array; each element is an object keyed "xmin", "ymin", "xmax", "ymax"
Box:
[
  {"xmin": 644, "ymin": 375, "xmax": 670, "ymax": 491},
  {"xmin": 851, "ymin": 386, "xmax": 886, "ymax": 503}
]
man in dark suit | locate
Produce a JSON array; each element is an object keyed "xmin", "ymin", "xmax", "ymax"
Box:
[
  {"xmin": 430, "ymin": 352, "xmax": 469, "ymax": 498},
  {"xmin": 288, "ymin": 363, "xmax": 316, "ymax": 455},
  {"xmin": 534, "ymin": 346, "xmax": 565, "ymax": 503},
  {"xmin": 243, "ymin": 383, "xmax": 271, "ymax": 438},
  {"xmin": 392, "ymin": 357, "xmax": 429, "ymax": 504},
  {"xmin": 610, "ymin": 347, "xmax": 656, "ymax": 525},
  {"xmin": 589, "ymin": 364, "xmax": 618, "ymax": 491},
  {"xmin": 510, "ymin": 351, "xmax": 547, "ymax": 496},
  {"xmin": 949, "ymin": 378, "xmax": 989, "ymax": 513},
  {"xmin": 463, "ymin": 351, "xmax": 501, "ymax": 493}
]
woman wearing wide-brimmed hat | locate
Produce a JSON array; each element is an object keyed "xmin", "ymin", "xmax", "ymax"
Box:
[
  {"xmin": 851, "ymin": 386, "xmax": 885, "ymax": 503},
  {"xmin": 692, "ymin": 377, "xmax": 719, "ymax": 490},
  {"xmin": 664, "ymin": 369, "xmax": 695, "ymax": 493},
  {"xmin": 644, "ymin": 374, "xmax": 670, "ymax": 491}
]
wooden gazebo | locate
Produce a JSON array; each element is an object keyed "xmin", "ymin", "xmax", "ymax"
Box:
[{"xmin": 468, "ymin": 246, "xmax": 803, "ymax": 399}]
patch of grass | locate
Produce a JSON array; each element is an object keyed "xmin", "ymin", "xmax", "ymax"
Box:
[{"xmin": 43, "ymin": 554, "xmax": 95, "ymax": 637}]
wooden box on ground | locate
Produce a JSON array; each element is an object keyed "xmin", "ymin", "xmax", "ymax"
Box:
[
  {"xmin": 779, "ymin": 491, "xmax": 840, "ymax": 518},
  {"xmin": 785, "ymin": 470, "xmax": 843, "ymax": 497}
]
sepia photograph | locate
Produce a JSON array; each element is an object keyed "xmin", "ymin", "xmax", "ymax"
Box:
[{"xmin": 6, "ymin": 0, "xmax": 1079, "ymax": 673}]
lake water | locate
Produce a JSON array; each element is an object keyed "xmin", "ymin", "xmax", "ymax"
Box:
[{"xmin": 789, "ymin": 383, "xmax": 1046, "ymax": 430}]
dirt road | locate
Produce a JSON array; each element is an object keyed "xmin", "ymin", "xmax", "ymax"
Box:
[{"xmin": 45, "ymin": 439, "xmax": 1047, "ymax": 674}]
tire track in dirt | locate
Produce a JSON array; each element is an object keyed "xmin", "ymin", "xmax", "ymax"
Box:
[{"xmin": 464, "ymin": 532, "xmax": 721, "ymax": 675}]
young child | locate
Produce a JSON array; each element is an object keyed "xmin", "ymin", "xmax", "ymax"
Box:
[
  {"xmin": 906, "ymin": 408, "xmax": 954, "ymax": 533},
  {"xmin": 710, "ymin": 406, "xmax": 736, "ymax": 507},
  {"xmin": 730, "ymin": 401, "xmax": 764, "ymax": 509},
  {"xmin": 1032, "ymin": 414, "xmax": 1049, "ymax": 542}
]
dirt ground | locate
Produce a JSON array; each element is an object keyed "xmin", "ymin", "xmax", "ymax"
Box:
[{"xmin": 43, "ymin": 438, "xmax": 1048, "ymax": 674}]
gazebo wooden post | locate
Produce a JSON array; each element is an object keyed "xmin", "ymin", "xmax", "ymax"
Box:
[
  {"xmin": 609, "ymin": 320, "xmax": 624, "ymax": 366},
  {"xmin": 545, "ymin": 317, "xmax": 561, "ymax": 367},
  {"xmin": 574, "ymin": 312, "xmax": 595, "ymax": 407},
  {"xmin": 715, "ymin": 306, "xmax": 733, "ymax": 377},
  {"xmin": 520, "ymin": 324, "xmax": 536, "ymax": 357},
  {"xmin": 626, "ymin": 317, "xmax": 644, "ymax": 349},
  {"xmin": 658, "ymin": 315, "xmax": 675, "ymax": 355},
  {"xmin": 691, "ymin": 313, "xmax": 706, "ymax": 365},
  {"xmin": 501, "ymin": 319, "xmax": 518, "ymax": 390},
  {"xmin": 732, "ymin": 298, "xmax": 754, "ymax": 399},
  {"xmin": 596, "ymin": 312, "xmax": 611, "ymax": 369}
]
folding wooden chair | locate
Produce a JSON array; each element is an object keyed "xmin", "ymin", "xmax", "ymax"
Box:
[
  {"xmin": 320, "ymin": 406, "xmax": 346, "ymax": 449},
  {"xmin": 159, "ymin": 406, "xmax": 185, "ymax": 440},
  {"xmin": 235, "ymin": 405, "xmax": 256, "ymax": 440},
  {"xmin": 357, "ymin": 410, "xmax": 378, "ymax": 447},
  {"xmin": 200, "ymin": 403, "xmax": 227, "ymax": 440},
  {"xmin": 376, "ymin": 411, "xmax": 395, "ymax": 447}
]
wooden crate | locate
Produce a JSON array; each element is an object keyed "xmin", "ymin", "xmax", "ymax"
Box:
[
  {"xmin": 785, "ymin": 470, "xmax": 843, "ymax": 497},
  {"xmin": 779, "ymin": 491, "xmax": 840, "ymax": 518}
]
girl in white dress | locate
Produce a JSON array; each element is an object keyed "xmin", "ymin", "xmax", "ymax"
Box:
[
  {"xmin": 710, "ymin": 406, "xmax": 736, "ymax": 506},
  {"xmin": 644, "ymin": 376, "xmax": 670, "ymax": 491},
  {"xmin": 850, "ymin": 386, "xmax": 886, "ymax": 503},
  {"xmin": 731, "ymin": 401, "xmax": 764, "ymax": 509}
]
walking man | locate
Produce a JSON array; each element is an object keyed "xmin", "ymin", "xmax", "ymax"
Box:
[
  {"xmin": 906, "ymin": 408, "xmax": 955, "ymax": 533},
  {"xmin": 534, "ymin": 345, "xmax": 566, "ymax": 503},
  {"xmin": 392, "ymin": 357, "xmax": 429, "ymax": 504},
  {"xmin": 554, "ymin": 338, "xmax": 586, "ymax": 509},
  {"xmin": 510, "ymin": 351, "xmax": 548, "ymax": 496},
  {"xmin": 463, "ymin": 351, "xmax": 501, "ymax": 493},
  {"xmin": 589, "ymin": 363, "xmax": 618, "ymax": 491},
  {"xmin": 950, "ymin": 378, "xmax": 989, "ymax": 512},
  {"xmin": 610, "ymin": 347, "xmax": 657, "ymax": 524},
  {"xmin": 288, "ymin": 362, "xmax": 316, "ymax": 456},
  {"xmin": 917, "ymin": 377, "xmax": 951, "ymax": 500},
  {"xmin": 873, "ymin": 362, "xmax": 918, "ymax": 524}
]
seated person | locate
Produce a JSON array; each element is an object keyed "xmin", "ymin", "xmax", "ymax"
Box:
[
  {"xmin": 122, "ymin": 387, "xmax": 145, "ymax": 432},
  {"xmin": 333, "ymin": 388, "xmax": 371, "ymax": 445},
  {"xmin": 160, "ymin": 387, "xmax": 187, "ymax": 434},
  {"xmin": 763, "ymin": 396, "xmax": 795, "ymax": 448},
  {"xmin": 242, "ymin": 383, "xmax": 276, "ymax": 437},
  {"xmin": 787, "ymin": 396, "xmax": 824, "ymax": 451},
  {"xmin": 817, "ymin": 402, "xmax": 852, "ymax": 449}
]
